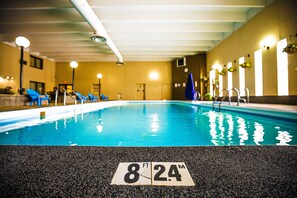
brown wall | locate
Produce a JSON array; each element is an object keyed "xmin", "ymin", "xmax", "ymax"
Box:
[
  {"xmin": 172, "ymin": 54, "xmax": 206, "ymax": 100},
  {"xmin": 55, "ymin": 61, "xmax": 172, "ymax": 100}
]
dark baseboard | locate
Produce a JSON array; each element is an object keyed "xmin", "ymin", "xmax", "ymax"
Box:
[{"xmin": 226, "ymin": 95, "xmax": 297, "ymax": 105}]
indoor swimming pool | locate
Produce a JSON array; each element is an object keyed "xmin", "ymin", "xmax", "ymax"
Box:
[{"xmin": 0, "ymin": 101, "xmax": 296, "ymax": 146}]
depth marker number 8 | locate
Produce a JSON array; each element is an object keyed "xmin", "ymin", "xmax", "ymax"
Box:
[{"xmin": 124, "ymin": 163, "xmax": 140, "ymax": 183}]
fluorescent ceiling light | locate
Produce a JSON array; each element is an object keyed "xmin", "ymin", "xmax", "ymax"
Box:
[{"xmin": 70, "ymin": 0, "xmax": 123, "ymax": 63}]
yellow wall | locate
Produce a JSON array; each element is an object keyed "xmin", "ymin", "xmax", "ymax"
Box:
[
  {"xmin": 0, "ymin": 43, "xmax": 56, "ymax": 93},
  {"xmin": 55, "ymin": 61, "xmax": 172, "ymax": 100},
  {"xmin": 207, "ymin": 0, "xmax": 297, "ymax": 96}
]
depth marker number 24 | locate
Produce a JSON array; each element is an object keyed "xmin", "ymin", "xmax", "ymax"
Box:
[
  {"xmin": 124, "ymin": 163, "xmax": 183, "ymax": 183},
  {"xmin": 154, "ymin": 164, "xmax": 182, "ymax": 181}
]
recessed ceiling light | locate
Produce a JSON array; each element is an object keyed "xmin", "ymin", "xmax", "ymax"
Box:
[{"xmin": 91, "ymin": 35, "xmax": 106, "ymax": 43}]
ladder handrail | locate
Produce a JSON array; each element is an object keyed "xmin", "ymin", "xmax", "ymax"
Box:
[
  {"xmin": 212, "ymin": 87, "xmax": 243, "ymax": 111},
  {"xmin": 55, "ymin": 88, "xmax": 59, "ymax": 106},
  {"xmin": 219, "ymin": 89, "xmax": 231, "ymax": 110},
  {"xmin": 229, "ymin": 88, "xmax": 240, "ymax": 106},
  {"xmin": 213, "ymin": 88, "xmax": 229, "ymax": 110},
  {"xmin": 71, "ymin": 90, "xmax": 84, "ymax": 105},
  {"xmin": 240, "ymin": 88, "xmax": 249, "ymax": 103},
  {"xmin": 60, "ymin": 87, "xmax": 77, "ymax": 106}
]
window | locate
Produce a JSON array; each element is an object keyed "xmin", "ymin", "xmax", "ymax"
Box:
[
  {"xmin": 227, "ymin": 62, "xmax": 233, "ymax": 96},
  {"xmin": 254, "ymin": 49, "xmax": 263, "ymax": 96},
  {"xmin": 209, "ymin": 70, "xmax": 216, "ymax": 97},
  {"xmin": 30, "ymin": 81, "xmax": 45, "ymax": 94},
  {"xmin": 92, "ymin": 83, "xmax": 100, "ymax": 95},
  {"xmin": 30, "ymin": 55, "xmax": 43, "ymax": 69},
  {"xmin": 277, "ymin": 38, "xmax": 288, "ymax": 96},
  {"xmin": 218, "ymin": 65, "xmax": 223, "ymax": 96},
  {"xmin": 59, "ymin": 84, "xmax": 73, "ymax": 93},
  {"xmin": 239, "ymin": 57, "xmax": 245, "ymax": 96}
]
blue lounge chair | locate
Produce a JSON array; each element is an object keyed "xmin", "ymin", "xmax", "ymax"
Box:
[
  {"xmin": 75, "ymin": 92, "xmax": 87, "ymax": 103},
  {"xmin": 100, "ymin": 94, "xmax": 109, "ymax": 100},
  {"xmin": 88, "ymin": 93, "xmax": 98, "ymax": 101},
  {"xmin": 26, "ymin": 89, "xmax": 50, "ymax": 106}
]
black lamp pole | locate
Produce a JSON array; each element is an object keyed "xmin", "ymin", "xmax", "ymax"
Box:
[
  {"xmin": 98, "ymin": 78, "xmax": 101, "ymax": 98},
  {"xmin": 72, "ymin": 68, "xmax": 75, "ymax": 90},
  {"xmin": 19, "ymin": 46, "xmax": 24, "ymax": 94}
]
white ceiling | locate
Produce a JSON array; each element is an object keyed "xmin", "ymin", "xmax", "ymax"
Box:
[{"xmin": 0, "ymin": 0, "xmax": 273, "ymax": 63}]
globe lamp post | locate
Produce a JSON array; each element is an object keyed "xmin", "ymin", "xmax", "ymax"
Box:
[
  {"xmin": 70, "ymin": 61, "xmax": 78, "ymax": 90},
  {"xmin": 15, "ymin": 36, "xmax": 30, "ymax": 94},
  {"xmin": 97, "ymin": 73, "xmax": 102, "ymax": 99}
]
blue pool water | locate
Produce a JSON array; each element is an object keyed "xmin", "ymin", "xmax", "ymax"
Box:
[{"xmin": 0, "ymin": 102, "xmax": 296, "ymax": 146}]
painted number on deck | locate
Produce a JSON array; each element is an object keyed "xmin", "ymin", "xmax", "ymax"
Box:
[{"xmin": 111, "ymin": 162, "xmax": 195, "ymax": 186}]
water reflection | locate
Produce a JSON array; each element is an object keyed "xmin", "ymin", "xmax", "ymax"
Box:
[
  {"xmin": 276, "ymin": 131, "xmax": 292, "ymax": 145},
  {"xmin": 96, "ymin": 119, "xmax": 103, "ymax": 133},
  {"xmin": 96, "ymin": 110, "xmax": 103, "ymax": 133},
  {"xmin": 226, "ymin": 114, "xmax": 234, "ymax": 144},
  {"xmin": 253, "ymin": 122, "xmax": 264, "ymax": 145},
  {"xmin": 218, "ymin": 113, "xmax": 225, "ymax": 144},
  {"xmin": 149, "ymin": 113, "xmax": 159, "ymax": 132},
  {"xmin": 208, "ymin": 111, "xmax": 219, "ymax": 145},
  {"xmin": 237, "ymin": 117, "xmax": 248, "ymax": 145},
  {"xmin": 64, "ymin": 117, "xmax": 67, "ymax": 129}
]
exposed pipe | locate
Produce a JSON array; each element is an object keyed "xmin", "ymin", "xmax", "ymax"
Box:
[{"xmin": 70, "ymin": 0, "xmax": 124, "ymax": 63}]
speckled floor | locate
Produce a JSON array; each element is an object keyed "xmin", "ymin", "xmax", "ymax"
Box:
[{"xmin": 1, "ymin": 146, "xmax": 296, "ymax": 197}]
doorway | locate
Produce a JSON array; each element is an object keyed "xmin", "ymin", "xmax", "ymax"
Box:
[
  {"xmin": 161, "ymin": 83, "xmax": 171, "ymax": 100},
  {"xmin": 136, "ymin": 83, "xmax": 145, "ymax": 100}
]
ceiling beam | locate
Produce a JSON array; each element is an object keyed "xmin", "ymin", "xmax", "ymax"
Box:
[
  {"xmin": 109, "ymin": 32, "xmax": 223, "ymax": 40},
  {"xmin": 0, "ymin": 23, "xmax": 92, "ymax": 34},
  {"xmin": 0, "ymin": 0, "xmax": 72, "ymax": 9},
  {"xmin": 104, "ymin": 22, "xmax": 233, "ymax": 33},
  {"xmin": 88, "ymin": 0, "xmax": 267, "ymax": 7},
  {"xmin": 114, "ymin": 40, "xmax": 216, "ymax": 47},
  {"xmin": 118, "ymin": 46, "xmax": 210, "ymax": 51},
  {"xmin": 0, "ymin": 9, "xmax": 82, "ymax": 23},
  {"xmin": 98, "ymin": 11, "xmax": 246, "ymax": 22}
]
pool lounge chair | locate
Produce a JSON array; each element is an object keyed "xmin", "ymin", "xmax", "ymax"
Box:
[
  {"xmin": 75, "ymin": 92, "xmax": 87, "ymax": 103},
  {"xmin": 26, "ymin": 89, "xmax": 50, "ymax": 106},
  {"xmin": 100, "ymin": 94, "xmax": 109, "ymax": 101},
  {"xmin": 88, "ymin": 93, "xmax": 98, "ymax": 101}
]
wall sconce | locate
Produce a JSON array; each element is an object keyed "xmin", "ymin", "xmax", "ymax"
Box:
[
  {"xmin": 211, "ymin": 64, "xmax": 219, "ymax": 70},
  {"xmin": 260, "ymin": 36, "xmax": 276, "ymax": 50},
  {"xmin": 0, "ymin": 75, "xmax": 13, "ymax": 80},
  {"xmin": 149, "ymin": 72, "xmax": 159, "ymax": 80},
  {"xmin": 5, "ymin": 75, "xmax": 14, "ymax": 80}
]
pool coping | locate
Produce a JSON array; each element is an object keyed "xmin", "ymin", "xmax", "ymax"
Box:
[{"xmin": 195, "ymin": 102, "xmax": 297, "ymax": 122}]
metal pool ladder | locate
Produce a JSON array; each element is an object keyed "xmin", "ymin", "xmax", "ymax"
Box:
[
  {"xmin": 55, "ymin": 88, "xmax": 84, "ymax": 106},
  {"xmin": 212, "ymin": 88, "xmax": 241, "ymax": 111}
]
